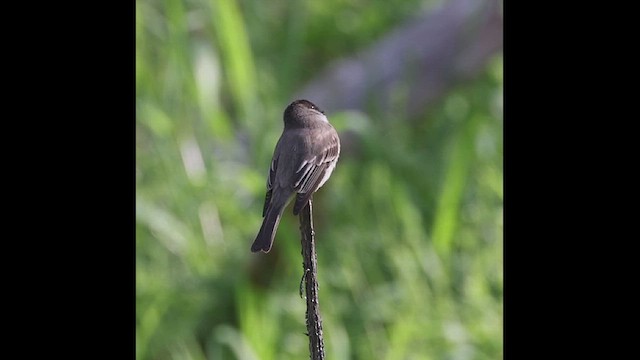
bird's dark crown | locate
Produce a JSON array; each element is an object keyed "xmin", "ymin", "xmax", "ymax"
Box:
[{"xmin": 284, "ymin": 99, "xmax": 325, "ymax": 118}]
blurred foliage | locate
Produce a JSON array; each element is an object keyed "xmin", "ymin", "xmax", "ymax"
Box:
[{"xmin": 136, "ymin": 0, "xmax": 502, "ymax": 359}]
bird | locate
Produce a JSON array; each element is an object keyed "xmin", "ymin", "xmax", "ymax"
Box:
[{"xmin": 251, "ymin": 99, "xmax": 341, "ymax": 253}]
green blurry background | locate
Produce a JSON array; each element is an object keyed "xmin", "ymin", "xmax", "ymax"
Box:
[{"xmin": 136, "ymin": 0, "xmax": 503, "ymax": 359}]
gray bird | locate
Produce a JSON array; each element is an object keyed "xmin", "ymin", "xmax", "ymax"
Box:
[{"xmin": 251, "ymin": 99, "xmax": 341, "ymax": 253}]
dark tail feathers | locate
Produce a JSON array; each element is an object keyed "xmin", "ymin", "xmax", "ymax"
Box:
[{"xmin": 251, "ymin": 205, "xmax": 283, "ymax": 253}]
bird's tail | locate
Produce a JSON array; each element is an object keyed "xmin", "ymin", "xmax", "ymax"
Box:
[{"xmin": 251, "ymin": 203, "xmax": 285, "ymax": 253}]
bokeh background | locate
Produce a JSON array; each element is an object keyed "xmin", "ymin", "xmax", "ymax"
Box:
[{"xmin": 136, "ymin": 0, "xmax": 503, "ymax": 359}]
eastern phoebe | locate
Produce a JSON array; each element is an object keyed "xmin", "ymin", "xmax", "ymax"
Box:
[{"xmin": 251, "ymin": 99, "xmax": 341, "ymax": 253}]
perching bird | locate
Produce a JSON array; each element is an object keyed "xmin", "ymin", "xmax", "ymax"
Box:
[{"xmin": 251, "ymin": 99, "xmax": 340, "ymax": 253}]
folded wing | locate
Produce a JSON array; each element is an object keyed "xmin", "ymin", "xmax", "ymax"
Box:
[{"xmin": 292, "ymin": 134, "xmax": 340, "ymax": 215}]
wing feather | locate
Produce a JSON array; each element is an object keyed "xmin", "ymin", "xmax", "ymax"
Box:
[
  {"xmin": 262, "ymin": 156, "xmax": 278, "ymax": 217},
  {"xmin": 292, "ymin": 134, "xmax": 340, "ymax": 214}
]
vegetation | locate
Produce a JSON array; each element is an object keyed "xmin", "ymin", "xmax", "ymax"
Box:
[{"xmin": 136, "ymin": 0, "xmax": 503, "ymax": 359}]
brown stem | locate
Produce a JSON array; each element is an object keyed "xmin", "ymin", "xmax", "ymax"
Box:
[{"xmin": 299, "ymin": 198, "xmax": 325, "ymax": 360}]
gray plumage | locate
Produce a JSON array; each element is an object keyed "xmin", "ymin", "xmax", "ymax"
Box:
[{"xmin": 251, "ymin": 100, "xmax": 340, "ymax": 253}]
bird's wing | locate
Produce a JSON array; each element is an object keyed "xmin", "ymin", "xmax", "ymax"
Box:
[
  {"xmin": 262, "ymin": 155, "xmax": 278, "ymax": 217},
  {"xmin": 292, "ymin": 133, "xmax": 340, "ymax": 215}
]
